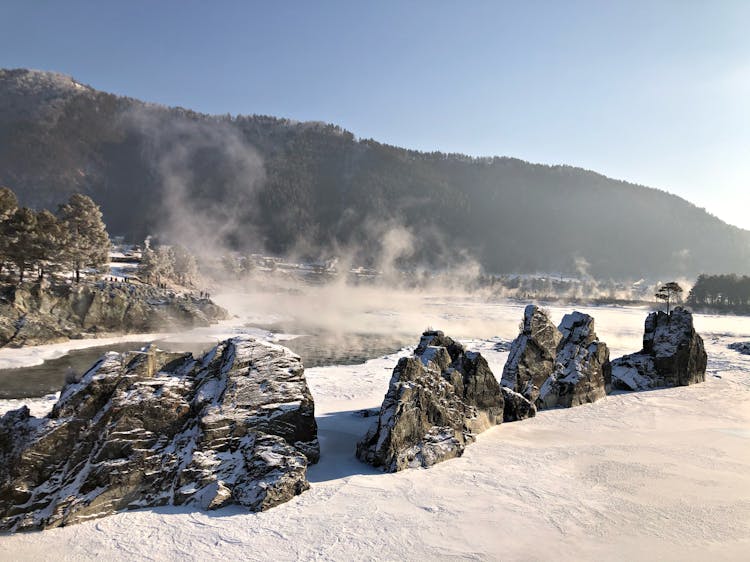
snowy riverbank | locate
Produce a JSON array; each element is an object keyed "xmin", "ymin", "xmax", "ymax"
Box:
[{"xmin": 1, "ymin": 301, "xmax": 749, "ymax": 560}]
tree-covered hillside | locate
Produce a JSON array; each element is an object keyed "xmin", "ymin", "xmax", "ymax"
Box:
[{"xmin": 1, "ymin": 68, "xmax": 748, "ymax": 278}]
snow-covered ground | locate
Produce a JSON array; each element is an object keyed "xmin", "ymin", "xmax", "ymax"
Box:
[{"xmin": 1, "ymin": 298, "xmax": 749, "ymax": 561}]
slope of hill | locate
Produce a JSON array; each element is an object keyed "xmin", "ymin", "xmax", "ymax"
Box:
[{"xmin": 1, "ymin": 68, "xmax": 748, "ymax": 278}]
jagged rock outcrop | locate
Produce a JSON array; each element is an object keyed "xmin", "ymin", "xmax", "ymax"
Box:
[
  {"xmin": 0, "ymin": 280, "xmax": 228, "ymax": 347},
  {"xmin": 536, "ymin": 312, "xmax": 611, "ymax": 409},
  {"xmin": 356, "ymin": 330, "xmax": 535, "ymax": 472},
  {"xmin": 501, "ymin": 305, "xmax": 562, "ymax": 402},
  {"xmin": 611, "ymin": 307, "xmax": 707, "ymax": 391},
  {"xmin": 503, "ymin": 308, "xmax": 611, "ymax": 410},
  {"xmin": 0, "ymin": 336, "xmax": 319, "ymax": 531}
]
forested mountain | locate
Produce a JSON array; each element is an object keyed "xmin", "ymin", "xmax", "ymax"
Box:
[{"xmin": 1, "ymin": 68, "xmax": 749, "ymax": 279}]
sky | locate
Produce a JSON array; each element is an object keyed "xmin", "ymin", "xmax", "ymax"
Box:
[{"xmin": 1, "ymin": 1, "xmax": 749, "ymax": 229}]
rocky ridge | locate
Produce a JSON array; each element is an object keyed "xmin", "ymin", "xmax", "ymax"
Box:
[
  {"xmin": 0, "ymin": 336, "xmax": 319, "ymax": 531},
  {"xmin": 0, "ymin": 280, "xmax": 228, "ymax": 347},
  {"xmin": 3, "ymin": 67, "xmax": 750, "ymax": 279}
]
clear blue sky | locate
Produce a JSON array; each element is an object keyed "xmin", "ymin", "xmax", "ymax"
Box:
[{"xmin": 2, "ymin": 1, "xmax": 749, "ymax": 229}]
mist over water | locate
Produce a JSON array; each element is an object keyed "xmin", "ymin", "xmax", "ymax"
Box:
[
  {"xmin": 125, "ymin": 107, "xmax": 266, "ymax": 255},
  {"xmin": 214, "ymin": 277, "xmax": 750, "ymax": 363}
]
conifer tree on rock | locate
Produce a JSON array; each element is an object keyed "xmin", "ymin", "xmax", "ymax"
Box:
[
  {"xmin": 655, "ymin": 282, "xmax": 683, "ymax": 314},
  {"xmin": 57, "ymin": 194, "xmax": 110, "ymax": 282}
]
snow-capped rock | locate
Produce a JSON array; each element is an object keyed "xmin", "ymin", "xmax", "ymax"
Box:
[
  {"xmin": 611, "ymin": 307, "xmax": 707, "ymax": 391},
  {"xmin": 356, "ymin": 330, "xmax": 534, "ymax": 472},
  {"xmin": 503, "ymin": 307, "xmax": 610, "ymax": 410},
  {"xmin": 501, "ymin": 305, "xmax": 562, "ymax": 401},
  {"xmin": 536, "ymin": 312, "xmax": 611, "ymax": 409},
  {"xmin": 0, "ymin": 336, "xmax": 319, "ymax": 531}
]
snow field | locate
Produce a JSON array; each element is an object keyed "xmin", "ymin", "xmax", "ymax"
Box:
[{"xmin": 0, "ymin": 301, "xmax": 749, "ymax": 561}]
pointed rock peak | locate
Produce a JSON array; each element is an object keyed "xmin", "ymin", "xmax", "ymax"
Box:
[
  {"xmin": 522, "ymin": 304, "xmax": 556, "ymax": 336},
  {"xmin": 501, "ymin": 306, "xmax": 561, "ymax": 401},
  {"xmin": 558, "ymin": 311, "xmax": 598, "ymax": 346},
  {"xmin": 415, "ymin": 329, "xmax": 465, "ymax": 362}
]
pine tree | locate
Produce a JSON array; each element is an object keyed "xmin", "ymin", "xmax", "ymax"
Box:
[
  {"xmin": 5, "ymin": 207, "xmax": 38, "ymax": 282},
  {"xmin": 655, "ymin": 281, "xmax": 683, "ymax": 314},
  {"xmin": 30, "ymin": 210, "xmax": 65, "ymax": 279},
  {"xmin": 57, "ymin": 194, "xmax": 110, "ymax": 282}
]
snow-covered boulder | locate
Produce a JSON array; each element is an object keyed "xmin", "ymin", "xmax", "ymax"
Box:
[
  {"xmin": 611, "ymin": 307, "xmax": 707, "ymax": 391},
  {"xmin": 356, "ymin": 330, "xmax": 534, "ymax": 472},
  {"xmin": 501, "ymin": 305, "xmax": 562, "ymax": 401},
  {"xmin": 0, "ymin": 336, "xmax": 319, "ymax": 531},
  {"xmin": 536, "ymin": 312, "xmax": 611, "ymax": 409}
]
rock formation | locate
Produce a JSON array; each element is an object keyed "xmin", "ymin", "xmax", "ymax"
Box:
[
  {"xmin": 356, "ymin": 330, "xmax": 535, "ymax": 472},
  {"xmin": 536, "ymin": 312, "xmax": 611, "ymax": 409},
  {"xmin": 728, "ymin": 341, "xmax": 750, "ymax": 355},
  {"xmin": 501, "ymin": 305, "xmax": 562, "ymax": 402},
  {"xmin": 0, "ymin": 336, "xmax": 319, "ymax": 531},
  {"xmin": 611, "ymin": 307, "xmax": 707, "ymax": 391},
  {"xmin": 500, "ymin": 386, "xmax": 538, "ymax": 422},
  {"xmin": 502, "ymin": 308, "xmax": 611, "ymax": 410},
  {"xmin": 0, "ymin": 280, "xmax": 228, "ymax": 347}
]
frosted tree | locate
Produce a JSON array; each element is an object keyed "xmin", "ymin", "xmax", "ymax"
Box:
[
  {"xmin": 57, "ymin": 194, "xmax": 110, "ymax": 282},
  {"xmin": 170, "ymin": 245, "xmax": 198, "ymax": 286},
  {"xmin": 139, "ymin": 245, "xmax": 174, "ymax": 285}
]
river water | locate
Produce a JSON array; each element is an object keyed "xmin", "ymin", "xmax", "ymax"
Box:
[{"xmin": 0, "ymin": 330, "xmax": 411, "ymax": 399}]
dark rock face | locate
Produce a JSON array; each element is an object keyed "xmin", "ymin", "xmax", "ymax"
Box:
[
  {"xmin": 503, "ymin": 308, "xmax": 611, "ymax": 410},
  {"xmin": 501, "ymin": 386, "xmax": 537, "ymax": 422},
  {"xmin": 501, "ymin": 305, "xmax": 562, "ymax": 402},
  {"xmin": 0, "ymin": 336, "xmax": 319, "ymax": 531},
  {"xmin": 728, "ymin": 342, "xmax": 750, "ymax": 355},
  {"xmin": 536, "ymin": 312, "xmax": 611, "ymax": 409},
  {"xmin": 611, "ymin": 307, "xmax": 707, "ymax": 391},
  {"xmin": 0, "ymin": 281, "xmax": 228, "ymax": 347},
  {"xmin": 356, "ymin": 331, "xmax": 535, "ymax": 472}
]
